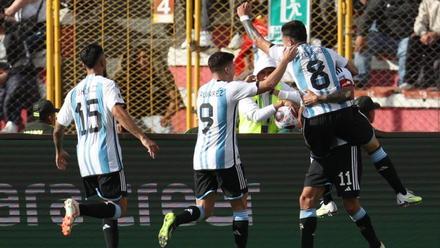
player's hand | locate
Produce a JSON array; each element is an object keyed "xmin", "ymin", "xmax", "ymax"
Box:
[
  {"xmin": 244, "ymin": 74, "xmax": 256, "ymax": 82},
  {"xmin": 55, "ymin": 150, "xmax": 70, "ymax": 171},
  {"xmin": 282, "ymin": 45, "xmax": 298, "ymax": 61},
  {"xmin": 420, "ymin": 32, "xmax": 439, "ymax": 45},
  {"xmin": 237, "ymin": 2, "xmax": 251, "ymax": 17},
  {"xmin": 303, "ymin": 90, "xmax": 320, "ymax": 106},
  {"xmin": 420, "ymin": 34, "xmax": 431, "ymax": 45},
  {"xmin": 354, "ymin": 35, "xmax": 366, "ymax": 52},
  {"xmin": 141, "ymin": 136, "xmax": 159, "ymax": 159},
  {"xmin": 273, "ymin": 100, "xmax": 286, "ymax": 110}
]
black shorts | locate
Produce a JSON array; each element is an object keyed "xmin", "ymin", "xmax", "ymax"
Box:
[
  {"xmin": 304, "ymin": 144, "xmax": 362, "ymax": 198},
  {"xmin": 194, "ymin": 164, "xmax": 248, "ymax": 201},
  {"xmin": 82, "ymin": 170, "xmax": 127, "ymax": 201},
  {"xmin": 302, "ymin": 106, "xmax": 374, "ymax": 158}
]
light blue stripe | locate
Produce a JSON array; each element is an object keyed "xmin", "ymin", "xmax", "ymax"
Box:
[
  {"xmin": 215, "ymin": 88, "xmax": 227, "ymax": 169},
  {"xmin": 322, "ymin": 48, "xmax": 340, "ymax": 90},
  {"xmin": 292, "ymin": 58, "xmax": 308, "ymax": 92},
  {"xmin": 97, "ymin": 83, "xmax": 109, "ymax": 173},
  {"xmin": 299, "ymin": 209, "xmax": 317, "ymax": 219},
  {"xmin": 323, "ymin": 49, "xmax": 350, "ymax": 110},
  {"xmin": 204, "ymin": 84, "xmax": 215, "ymax": 169},
  {"xmin": 371, "ymin": 147, "xmax": 387, "ymax": 163},
  {"xmin": 350, "ymin": 208, "xmax": 366, "ymax": 222},
  {"xmin": 196, "ymin": 205, "xmax": 205, "ymax": 221},
  {"xmin": 201, "ymin": 83, "xmax": 214, "ymax": 169},
  {"xmin": 292, "ymin": 58, "xmax": 316, "ymax": 117},
  {"xmin": 233, "ymin": 210, "xmax": 249, "ymax": 221},
  {"xmin": 82, "ymin": 80, "xmax": 94, "ymax": 175},
  {"xmin": 72, "ymin": 89, "xmax": 85, "ymax": 175},
  {"xmin": 112, "ymin": 204, "xmax": 122, "ymax": 219}
]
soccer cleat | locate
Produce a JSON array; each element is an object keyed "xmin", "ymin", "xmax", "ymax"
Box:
[
  {"xmin": 316, "ymin": 201, "xmax": 338, "ymax": 217},
  {"xmin": 397, "ymin": 189, "xmax": 422, "ymax": 207},
  {"xmin": 61, "ymin": 198, "xmax": 80, "ymax": 236},
  {"xmin": 158, "ymin": 212, "xmax": 176, "ymax": 248}
]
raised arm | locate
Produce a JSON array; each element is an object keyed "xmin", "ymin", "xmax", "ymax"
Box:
[
  {"xmin": 257, "ymin": 46, "xmax": 298, "ymax": 94},
  {"xmin": 112, "ymin": 104, "xmax": 159, "ymax": 158},
  {"xmin": 237, "ymin": 2, "xmax": 272, "ymax": 54}
]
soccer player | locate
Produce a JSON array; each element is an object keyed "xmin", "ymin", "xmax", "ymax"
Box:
[
  {"xmin": 317, "ymin": 96, "xmax": 422, "ymax": 217},
  {"xmin": 238, "ymin": 55, "xmax": 301, "ymax": 134},
  {"xmin": 301, "ymin": 140, "xmax": 385, "ymax": 248},
  {"xmin": 157, "ymin": 49, "xmax": 297, "ymax": 248},
  {"xmin": 276, "ymin": 67, "xmax": 422, "ymax": 215},
  {"xmin": 290, "ymin": 68, "xmax": 385, "ymax": 247},
  {"xmin": 237, "ymin": 1, "xmax": 421, "ymax": 228},
  {"xmin": 53, "ymin": 43, "xmax": 159, "ymax": 248}
]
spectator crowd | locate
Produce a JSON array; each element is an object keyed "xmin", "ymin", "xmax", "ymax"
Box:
[{"xmin": 0, "ymin": 0, "xmax": 438, "ymax": 134}]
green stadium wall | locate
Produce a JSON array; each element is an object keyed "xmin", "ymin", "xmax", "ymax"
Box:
[{"xmin": 0, "ymin": 134, "xmax": 439, "ymax": 248}]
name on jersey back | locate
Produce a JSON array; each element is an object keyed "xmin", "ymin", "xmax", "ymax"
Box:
[{"xmin": 199, "ymin": 88, "xmax": 226, "ymax": 98}]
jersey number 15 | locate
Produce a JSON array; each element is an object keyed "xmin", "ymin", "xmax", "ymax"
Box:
[{"xmin": 75, "ymin": 99, "xmax": 101, "ymax": 135}]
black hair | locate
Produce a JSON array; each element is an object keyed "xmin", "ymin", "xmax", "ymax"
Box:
[
  {"xmin": 208, "ymin": 52, "xmax": 234, "ymax": 73},
  {"xmin": 281, "ymin": 20, "xmax": 307, "ymax": 43},
  {"xmin": 80, "ymin": 43, "xmax": 104, "ymax": 68}
]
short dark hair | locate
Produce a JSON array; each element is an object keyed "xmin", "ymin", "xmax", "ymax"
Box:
[
  {"xmin": 281, "ymin": 20, "xmax": 307, "ymax": 42},
  {"xmin": 208, "ymin": 52, "xmax": 234, "ymax": 73},
  {"xmin": 80, "ymin": 43, "xmax": 104, "ymax": 68}
]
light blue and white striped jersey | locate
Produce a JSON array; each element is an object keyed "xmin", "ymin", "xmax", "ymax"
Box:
[
  {"xmin": 193, "ymin": 79, "xmax": 258, "ymax": 170},
  {"xmin": 57, "ymin": 74, "xmax": 125, "ymax": 177},
  {"xmin": 269, "ymin": 44, "xmax": 353, "ymax": 118}
]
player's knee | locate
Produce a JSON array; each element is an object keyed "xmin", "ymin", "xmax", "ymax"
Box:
[
  {"xmin": 299, "ymin": 193, "xmax": 316, "ymax": 209},
  {"xmin": 118, "ymin": 197, "xmax": 128, "ymax": 217},
  {"xmin": 363, "ymin": 136, "xmax": 380, "ymax": 153},
  {"xmin": 342, "ymin": 198, "xmax": 360, "ymax": 215}
]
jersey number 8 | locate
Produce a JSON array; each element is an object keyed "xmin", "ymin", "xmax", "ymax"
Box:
[{"xmin": 307, "ymin": 60, "xmax": 330, "ymax": 90}]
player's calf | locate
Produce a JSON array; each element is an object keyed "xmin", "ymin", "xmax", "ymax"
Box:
[
  {"xmin": 232, "ymin": 210, "xmax": 249, "ymax": 248},
  {"xmin": 299, "ymin": 187, "xmax": 324, "ymax": 248},
  {"xmin": 343, "ymin": 198, "xmax": 383, "ymax": 248}
]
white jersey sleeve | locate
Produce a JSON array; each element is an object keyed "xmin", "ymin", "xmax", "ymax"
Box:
[
  {"xmin": 277, "ymin": 82, "xmax": 302, "ymax": 104},
  {"xmin": 57, "ymin": 90, "xmax": 73, "ymax": 126},
  {"xmin": 103, "ymin": 80, "xmax": 125, "ymax": 112},
  {"xmin": 325, "ymin": 48, "xmax": 348, "ymax": 68},
  {"xmin": 268, "ymin": 45, "xmax": 284, "ymax": 62},
  {"xmin": 228, "ymin": 81, "xmax": 258, "ymax": 102},
  {"xmin": 239, "ymin": 97, "xmax": 276, "ymax": 122}
]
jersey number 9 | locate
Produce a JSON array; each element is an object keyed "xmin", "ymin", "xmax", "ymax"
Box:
[{"xmin": 199, "ymin": 103, "xmax": 213, "ymax": 134}]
